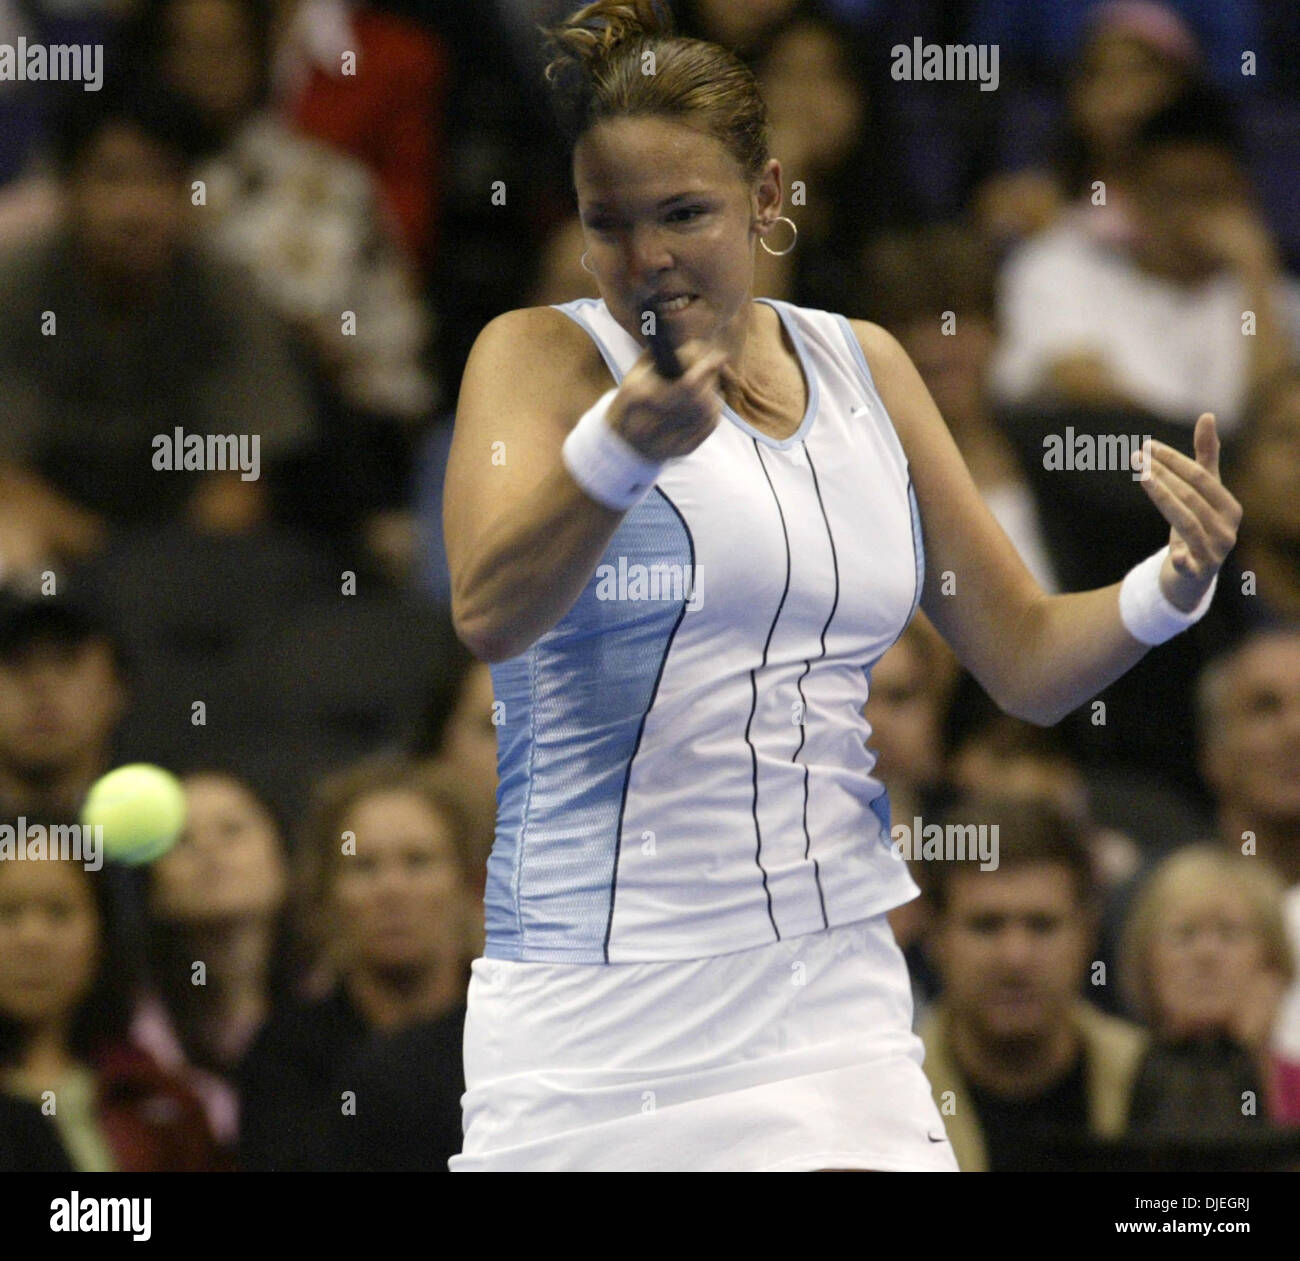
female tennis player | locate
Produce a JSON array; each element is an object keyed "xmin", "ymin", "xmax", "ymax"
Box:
[{"xmin": 442, "ymin": 0, "xmax": 1241, "ymax": 1172}]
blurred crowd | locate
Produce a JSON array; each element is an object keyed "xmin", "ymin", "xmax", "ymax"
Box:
[{"xmin": 0, "ymin": 0, "xmax": 1298, "ymax": 1171}]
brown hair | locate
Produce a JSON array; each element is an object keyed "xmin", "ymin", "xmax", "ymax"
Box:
[
  {"xmin": 541, "ymin": 0, "xmax": 770, "ymax": 182},
  {"xmin": 919, "ymin": 792, "xmax": 1099, "ymax": 916},
  {"xmin": 293, "ymin": 756, "xmax": 480, "ymax": 977}
]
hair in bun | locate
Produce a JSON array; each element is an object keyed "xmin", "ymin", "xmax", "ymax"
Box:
[{"xmin": 541, "ymin": 0, "xmax": 769, "ymax": 181}]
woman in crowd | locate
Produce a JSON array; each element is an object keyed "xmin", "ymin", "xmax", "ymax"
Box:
[
  {"xmin": 0, "ymin": 853, "xmax": 222, "ymax": 1170},
  {"xmin": 975, "ymin": 0, "xmax": 1204, "ymax": 246},
  {"xmin": 122, "ymin": 0, "xmax": 433, "ymax": 425},
  {"xmin": 236, "ymin": 757, "xmax": 477, "ymax": 1171},
  {"xmin": 1120, "ymin": 845, "xmax": 1295, "ymax": 1138},
  {"xmin": 133, "ymin": 769, "xmax": 295, "ymax": 1154},
  {"xmin": 421, "ymin": 661, "xmax": 497, "ymax": 910}
]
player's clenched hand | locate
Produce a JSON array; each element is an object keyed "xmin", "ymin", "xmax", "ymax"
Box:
[{"xmin": 607, "ymin": 339, "xmax": 728, "ymax": 462}]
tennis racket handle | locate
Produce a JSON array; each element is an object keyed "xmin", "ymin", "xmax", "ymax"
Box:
[{"xmin": 644, "ymin": 303, "xmax": 684, "ymax": 379}]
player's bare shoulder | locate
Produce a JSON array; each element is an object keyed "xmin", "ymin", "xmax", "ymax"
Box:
[
  {"xmin": 461, "ymin": 305, "xmax": 611, "ymax": 431},
  {"xmin": 844, "ymin": 317, "xmax": 906, "ymax": 388}
]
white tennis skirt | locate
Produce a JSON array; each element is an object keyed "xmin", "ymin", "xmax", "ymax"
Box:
[{"xmin": 449, "ymin": 912, "xmax": 959, "ymax": 1171}]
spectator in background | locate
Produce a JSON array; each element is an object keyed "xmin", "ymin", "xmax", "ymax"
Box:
[
  {"xmin": 1194, "ymin": 627, "xmax": 1300, "ymax": 1115},
  {"xmin": 132, "ymin": 770, "xmax": 295, "ymax": 1154},
  {"xmin": 866, "ymin": 616, "xmax": 959, "ymax": 1021},
  {"xmin": 865, "ymin": 616, "xmax": 958, "ymax": 831},
  {"xmin": 422, "ymin": 2, "xmax": 575, "ymax": 402},
  {"xmin": 0, "ymin": 589, "xmax": 127, "ymax": 822},
  {"xmin": 0, "ymin": 80, "xmax": 317, "ymax": 577},
  {"xmin": 270, "ymin": 0, "xmax": 451, "ymax": 271},
  {"xmin": 237, "ymin": 758, "xmax": 474, "ymax": 1171},
  {"xmin": 1216, "ymin": 368, "xmax": 1300, "ymax": 629},
  {"xmin": 125, "ymin": 0, "xmax": 435, "ymax": 426},
  {"xmin": 862, "ymin": 223, "xmax": 1061, "ymax": 592},
  {"xmin": 947, "ymin": 712, "xmax": 1113, "ymax": 866},
  {"xmin": 750, "ymin": 13, "xmax": 907, "ymax": 315},
  {"xmin": 419, "ymin": 661, "xmax": 498, "ymax": 911},
  {"xmin": 675, "ymin": 0, "xmax": 805, "ymax": 59},
  {"xmin": 1053, "ymin": 3, "xmax": 1201, "ymax": 214},
  {"xmin": 1120, "ymin": 846, "xmax": 1294, "ymax": 1139},
  {"xmin": 1197, "ymin": 628, "xmax": 1300, "ymax": 903},
  {"xmin": 917, "ymin": 793, "xmax": 1148, "ymax": 1171},
  {"xmin": 946, "ymin": 694, "xmax": 1210, "ymax": 876},
  {"xmin": 0, "ymin": 855, "xmax": 223, "ymax": 1170},
  {"xmin": 968, "ymin": 0, "xmax": 1260, "ymax": 96},
  {"xmin": 415, "ymin": 214, "xmax": 598, "ymax": 609},
  {"xmin": 974, "ymin": 0, "xmax": 1204, "ymax": 247},
  {"xmin": 947, "ymin": 686, "xmax": 1212, "ymax": 1014},
  {"xmin": 991, "ymin": 85, "xmax": 1300, "ymax": 433}
]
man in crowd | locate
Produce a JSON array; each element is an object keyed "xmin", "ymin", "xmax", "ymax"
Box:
[
  {"xmin": 0, "ymin": 80, "xmax": 316, "ymax": 578},
  {"xmin": 918, "ymin": 793, "xmax": 1147, "ymax": 1170},
  {"xmin": 0, "ymin": 588, "xmax": 127, "ymax": 822}
]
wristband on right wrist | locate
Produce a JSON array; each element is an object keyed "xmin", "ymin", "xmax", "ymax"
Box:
[
  {"xmin": 1118, "ymin": 545, "xmax": 1218, "ymax": 646},
  {"xmin": 561, "ymin": 389, "xmax": 663, "ymax": 512}
]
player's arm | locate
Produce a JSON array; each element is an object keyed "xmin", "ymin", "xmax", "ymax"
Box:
[
  {"xmin": 850, "ymin": 319, "xmax": 1238, "ymax": 726},
  {"xmin": 443, "ymin": 307, "xmax": 627, "ymax": 662}
]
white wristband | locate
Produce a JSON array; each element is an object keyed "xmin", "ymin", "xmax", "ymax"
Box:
[
  {"xmin": 561, "ymin": 388, "xmax": 663, "ymax": 512},
  {"xmin": 1118, "ymin": 545, "xmax": 1217, "ymax": 646}
]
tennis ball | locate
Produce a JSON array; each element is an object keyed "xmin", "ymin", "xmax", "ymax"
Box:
[{"xmin": 81, "ymin": 764, "xmax": 187, "ymax": 866}]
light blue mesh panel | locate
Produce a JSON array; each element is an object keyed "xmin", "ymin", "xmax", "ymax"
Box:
[{"xmin": 485, "ymin": 489, "xmax": 693, "ymax": 960}]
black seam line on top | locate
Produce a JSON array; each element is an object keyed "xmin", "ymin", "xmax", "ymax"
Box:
[
  {"xmin": 792, "ymin": 667, "xmax": 825, "ymax": 929},
  {"xmin": 798, "ymin": 444, "xmax": 840, "ymax": 928},
  {"xmin": 747, "ymin": 439, "xmax": 791, "ymax": 942},
  {"xmin": 603, "ymin": 485, "xmax": 696, "ymax": 964}
]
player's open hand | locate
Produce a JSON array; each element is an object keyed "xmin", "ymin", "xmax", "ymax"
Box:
[{"xmin": 1133, "ymin": 413, "xmax": 1242, "ymax": 612}]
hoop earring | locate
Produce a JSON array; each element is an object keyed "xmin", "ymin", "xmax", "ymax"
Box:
[
  {"xmin": 759, "ymin": 215, "xmax": 797, "ymax": 256},
  {"xmin": 580, "ymin": 251, "xmax": 596, "ymax": 274}
]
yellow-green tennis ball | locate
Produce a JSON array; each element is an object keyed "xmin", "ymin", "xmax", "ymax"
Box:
[{"xmin": 82, "ymin": 764, "xmax": 187, "ymax": 866}]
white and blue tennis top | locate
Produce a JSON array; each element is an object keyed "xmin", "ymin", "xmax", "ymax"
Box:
[{"xmin": 484, "ymin": 297, "xmax": 925, "ymax": 963}]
